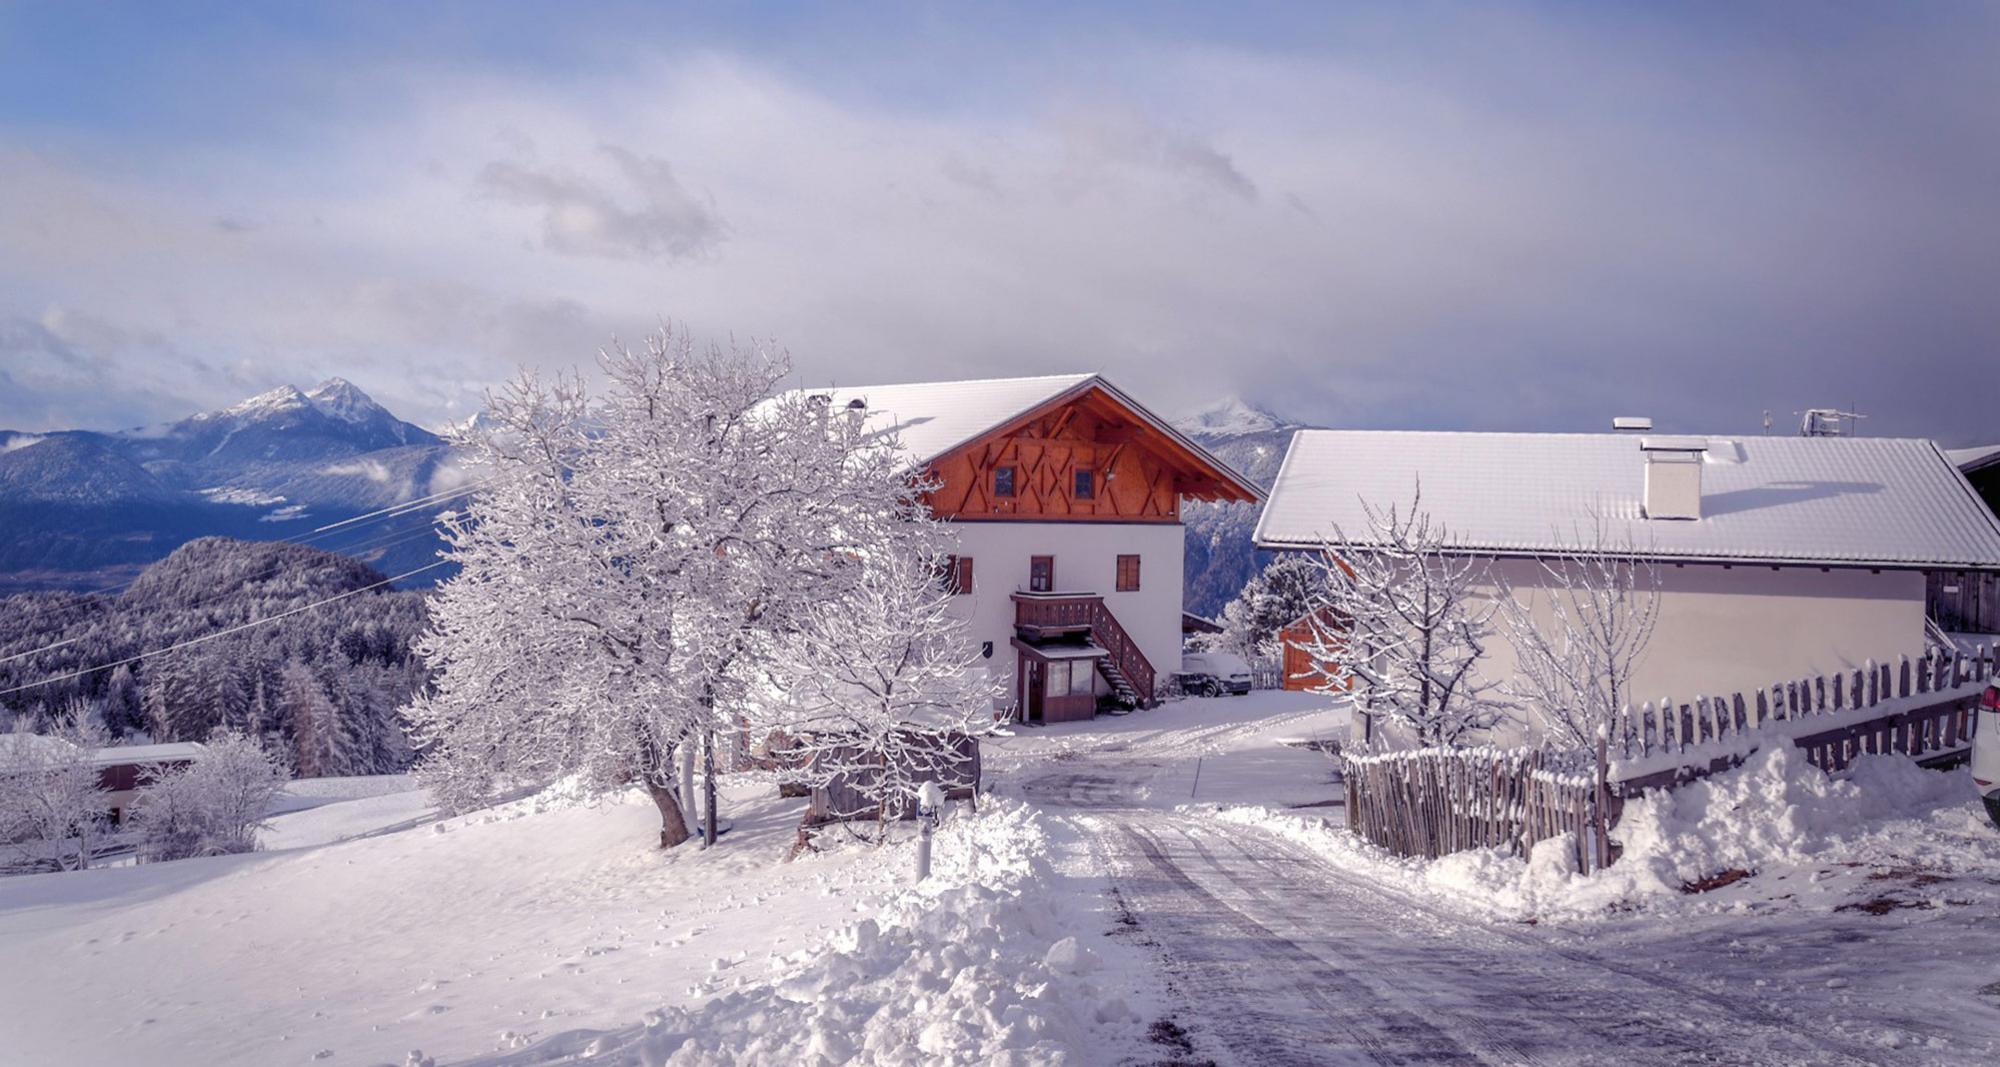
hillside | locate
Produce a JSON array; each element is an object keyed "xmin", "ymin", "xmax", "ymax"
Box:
[
  {"xmin": 0, "ymin": 537, "xmax": 430, "ymax": 775},
  {"xmin": 1176, "ymin": 397, "xmax": 1313, "ymax": 618}
]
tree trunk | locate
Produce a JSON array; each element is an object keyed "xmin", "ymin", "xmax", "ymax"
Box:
[
  {"xmin": 678, "ymin": 743, "xmax": 699, "ymax": 837},
  {"xmin": 645, "ymin": 769, "xmax": 693, "ymax": 849},
  {"xmin": 703, "ymin": 728, "xmax": 718, "ymax": 847}
]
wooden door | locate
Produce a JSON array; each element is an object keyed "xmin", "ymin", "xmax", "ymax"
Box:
[{"xmin": 1025, "ymin": 659, "xmax": 1045, "ymax": 722}]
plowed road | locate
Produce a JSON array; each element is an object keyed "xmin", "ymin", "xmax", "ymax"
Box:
[{"xmin": 1027, "ymin": 766, "xmax": 1889, "ymax": 1067}]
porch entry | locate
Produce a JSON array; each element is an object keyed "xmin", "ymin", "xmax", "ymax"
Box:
[{"xmin": 1016, "ymin": 644, "xmax": 1106, "ymax": 723}]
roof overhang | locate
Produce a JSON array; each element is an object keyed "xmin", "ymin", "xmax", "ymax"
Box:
[{"xmin": 924, "ymin": 375, "xmax": 1264, "ymax": 505}]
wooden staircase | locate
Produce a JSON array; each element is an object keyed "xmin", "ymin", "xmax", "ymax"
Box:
[{"xmin": 1013, "ymin": 592, "xmax": 1158, "ymax": 708}]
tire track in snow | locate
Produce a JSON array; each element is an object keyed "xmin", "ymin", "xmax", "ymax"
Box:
[{"xmin": 1033, "ymin": 765, "xmax": 1885, "ymax": 1067}]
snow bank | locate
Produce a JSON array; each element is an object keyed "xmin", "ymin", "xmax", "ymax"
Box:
[
  {"xmin": 489, "ymin": 801, "xmax": 1148, "ymax": 1066},
  {"xmin": 1201, "ymin": 747, "xmax": 1984, "ymax": 923}
]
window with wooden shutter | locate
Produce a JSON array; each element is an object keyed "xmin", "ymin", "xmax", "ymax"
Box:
[
  {"xmin": 1116, "ymin": 554, "xmax": 1140, "ymax": 592},
  {"xmin": 949, "ymin": 556, "xmax": 973, "ymax": 595}
]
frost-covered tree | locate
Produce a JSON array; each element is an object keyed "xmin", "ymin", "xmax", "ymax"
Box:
[
  {"xmin": 131, "ymin": 730, "xmax": 289, "ymax": 862},
  {"xmin": 771, "ymin": 539, "xmax": 1002, "ymax": 828},
  {"xmin": 281, "ymin": 661, "xmax": 352, "ymax": 778},
  {"xmin": 0, "ymin": 713, "xmax": 109, "ymax": 871},
  {"xmin": 1301, "ymin": 485, "xmax": 1508, "ymax": 748},
  {"xmin": 1496, "ymin": 519, "xmax": 1660, "ymax": 751},
  {"xmin": 1204, "ymin": 555, "xmax": 1329, "ymax": 659},
  {"xmin": 407, "ymin": 328, "xmax": 924, "ymax": 849}
]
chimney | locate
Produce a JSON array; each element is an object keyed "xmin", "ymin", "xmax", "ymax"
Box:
[
  {"xmin": 1612, "ymin": 416, "xmax": 1652, "ymax": 432},
  {"xmin": 845, "ymin": 397, "xmax": 868, "ymax": 432},
  {"xmin": 1639, "ymin": 436, "xmax": 1707, "ymax": 520}
]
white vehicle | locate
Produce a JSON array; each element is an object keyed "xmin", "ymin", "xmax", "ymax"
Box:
[
  {"xmin": 1975, "ymin": 683, "xmax": 2000, "ymax": 829},
  {"xmin": 1179, "ymin": 652, "xmax": 1253, "ymax": 697}
]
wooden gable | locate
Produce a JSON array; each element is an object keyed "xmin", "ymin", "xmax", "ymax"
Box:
[{"xmin": 923, "ymin": 384, "xmax": 1257, "ymax": 522}]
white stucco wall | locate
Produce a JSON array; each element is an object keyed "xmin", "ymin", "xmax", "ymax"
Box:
[
  {"xmin": 943, "ymin": 521, "xmax": 1186, "ymax": 709},
  {"xmin": 1480, "ymin": 558, "xmax": 1927, "ymax": 739}
]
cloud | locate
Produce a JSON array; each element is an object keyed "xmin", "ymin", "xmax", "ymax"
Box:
[
  {"xmin": 476, "ymin": 145, "xmax": 726, "ymax": 260},
  {"xmin": 1, "ymin": 8, "xmax": 1998, "ymax": 444}
]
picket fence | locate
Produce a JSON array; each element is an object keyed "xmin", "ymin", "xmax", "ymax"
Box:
[
  {"xmin": 1340, "ymin": 735, "xmax": 1614, "ymax": 873},
  {"xmin": 1340, "ymin": 643, "xmax": 1994, "ymax": 869}
]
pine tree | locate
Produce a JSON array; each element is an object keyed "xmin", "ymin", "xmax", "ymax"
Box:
[{"xmin": 280, "ymin": 661, "xmax": 349, "ymax": 778}]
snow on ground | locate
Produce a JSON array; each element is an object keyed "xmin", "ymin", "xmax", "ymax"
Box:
[
  {"xmin": 0, "ymin": 775, "xmax": 1144, "ymax": 1067},
  {"xmin": 1199, "ymin": 743, "xmax": 1999, "ymax": 924},
  {"xmin": 472, "ymin": 801, "xmax": 1161, "ymax": 1066},
  {"xmin": 986, "ymin": 687, "xmax": 1351, "ymax": 811}
]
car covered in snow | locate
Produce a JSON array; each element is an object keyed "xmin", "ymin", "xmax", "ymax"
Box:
[
  {"xmin": 1976, "ymin": 683, "xmax": 2000, "ymax": 829},
  {"xmin": 1179, "ymin": 652, "xmax": 1253, "ymax": 697}
]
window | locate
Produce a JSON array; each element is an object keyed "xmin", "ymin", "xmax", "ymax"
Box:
[
  {"xmin": 994, "ymin": 466, "xmax": 1016, "ymax": 498},
  {"xmin": 1045, "ymin": 659, "xmax": 1071, "ymax": 698},
  {"xmin": 1116, "ymin": 554, "xmax": 1141, "ymax": 592},
  {"xmin": 1029, "ymin": 555, "xmax": 1054, "ymax": 592},
  {"xmin": 1074, "ymin": 469, "xmax": 1095, "ymax": 500},
  {"xmin": 942, "ymin": 555, "xmax": 973, "ymax": 595}
]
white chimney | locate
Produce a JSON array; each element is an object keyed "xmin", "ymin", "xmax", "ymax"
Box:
[
  {"xmin": 1612, "ymin": 416, "xmax": 1652, "ymax": 432},
  {"xmin": 1639, "ymin": 436, "xmax": 1707, "ymax": 520}
]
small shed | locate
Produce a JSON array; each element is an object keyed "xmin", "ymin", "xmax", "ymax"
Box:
[
  {"xmin": 799, "ymin": 729, "xmax": 982, "ymax": 824},
  {"xmin": 1278, "ymin": 607, "xmax": 1348, "ymax": 693}
]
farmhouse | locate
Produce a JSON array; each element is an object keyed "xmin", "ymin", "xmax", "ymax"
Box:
[
  {"xmin": 1255, "ymin": 430, "xmax": 2000, "ymax": 720},
  {"xmin": 799, "ymin": 374, "xmax": 1262, "ymax": 722}
]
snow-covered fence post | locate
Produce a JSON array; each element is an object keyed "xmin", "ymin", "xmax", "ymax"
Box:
[{"xmin": 913, "ymin": 781, "xmax": 943, "ymax": 882}]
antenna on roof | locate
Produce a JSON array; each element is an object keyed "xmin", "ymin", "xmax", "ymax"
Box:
[
  {"xmin": 1796, "ymin": 408, "xmax": 1865, "ymax": 437},
  {"xmin": 1761, "ymin": 410, "xmax": 1772, "ymax": 435}
]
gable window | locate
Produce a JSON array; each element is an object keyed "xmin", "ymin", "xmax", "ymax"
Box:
[
  {"xmin": 1116, "ymin": 554, "xmax": 1141, "ymax": 592},
  {"xmin": 1074, "ymin": 469, "xmax": 1095, "ymax": 500},
  {"xmin": 994, "ymin": 466, "xmax": 1016, "ymax": 498},
  {"xmin": 1029, "ymin": 555, "xmax": 1054, "ymax": 592},
  {"xmin": 943, "ymin": 555, "xmax": 973, "ymax": 595}
]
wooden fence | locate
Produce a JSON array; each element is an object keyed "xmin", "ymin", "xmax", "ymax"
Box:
[
  {"xmin": 1339, "ymin": 643, "xmax": 1994, "ymax": 871},
  {"xmin": 1341, "ymin": 735, "xmax": 1614, "ymax": 873},
  {"xmin": 1607, "ymin": 643, "xmax": 1993, "ymax": 794}
]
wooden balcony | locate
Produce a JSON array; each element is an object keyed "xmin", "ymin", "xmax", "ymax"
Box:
[{"xmin": 1011, "ymin": 591, "xmax": 1157, "ymax": 706}]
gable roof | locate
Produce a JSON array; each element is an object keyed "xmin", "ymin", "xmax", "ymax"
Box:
[
  {"xmin": 1254, "ymin": 430, "xmax": 2000, "ymax": 569},
  {"xmin": 793, "ymin": 373, "xmax": 1263, "ymax": 503}
]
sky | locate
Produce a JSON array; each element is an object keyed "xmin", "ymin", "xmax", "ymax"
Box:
[{"xmin": 2, "ymin": 2, "xmax": 1997, "ymax": 443}]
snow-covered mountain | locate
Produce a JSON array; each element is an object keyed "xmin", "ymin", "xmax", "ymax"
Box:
[
  {"xmin": 0, "ymin": 381, "xmax": 462, "ymax": 595},
  {"xmin": 121, "ymin": 378, "xmax": 437, "ymax": 476},
  {"xmin": 1174, "ymin": 399, "xmax": 1317, "ymax": 619}
]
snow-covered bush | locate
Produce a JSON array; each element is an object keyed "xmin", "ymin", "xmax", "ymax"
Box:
[
  {"xmin": 0, "ymin": 717, "xmax": 110, "ymax": 872},
  {"xmin": 132, "ymin": 730, "xmax": 289, "ymax": 861},
  {"xmin": 772, "ymin": 540, "xmax": 1002, "ymax": 826},
  {"xmin": 1200, "ymin": 555, "xmax": 1328, "ymax": 659}
]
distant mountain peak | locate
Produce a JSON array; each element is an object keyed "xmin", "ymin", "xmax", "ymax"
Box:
[
  {"xmin": 304, "ymin": 378, "xmax": 388, "ymax": 424},
  {"xmin": 1177, "ymin": 396, "xmax": 1289, "ymax": 438},
  {"xmin": 222, "ymin": 384, "xmax": 311, "ymax": 418}
]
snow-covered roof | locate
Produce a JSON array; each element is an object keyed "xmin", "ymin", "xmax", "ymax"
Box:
[
  {"xmin": 1255, "ymin": 431, "xmax": 2000, "ymax": 569},
  {"xmin": 89, "ymin": 742, "xmax": 205, "ymax": 766},
  {"xmin": 786, "ymin": 373, "xmax": 1262, "ymax": 501},
  {"xmin": 1948, "ymin": 443, "xmax": 2000, "ymax": 474}
]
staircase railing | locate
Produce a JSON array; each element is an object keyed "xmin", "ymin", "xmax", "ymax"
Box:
[{"xmin": 1012, "ymin": 592, "xmax": 1156, "ymax": 705}]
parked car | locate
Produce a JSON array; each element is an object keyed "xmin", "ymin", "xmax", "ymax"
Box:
[
  {"xmin": 1976, "ymin": 683, "xmax": 2000, "ymax": 830},
  {"xmin": 1180, "ymin": 652, "xmax": 1253, "ymax": 697}
]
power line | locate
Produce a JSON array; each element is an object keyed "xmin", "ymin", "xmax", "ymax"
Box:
[{"xmin": 0, "ymin": 560, "xmax": 450, "ymax": 699}]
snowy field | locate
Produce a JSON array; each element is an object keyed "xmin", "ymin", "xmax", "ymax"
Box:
[
  {"xmin": 0, "ymin": 775, "xmax": 1162, "ymax": 1066},
  {"xmin": 4, "ymin": 688, "xmax": 1998, "ymax": 1064}
]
